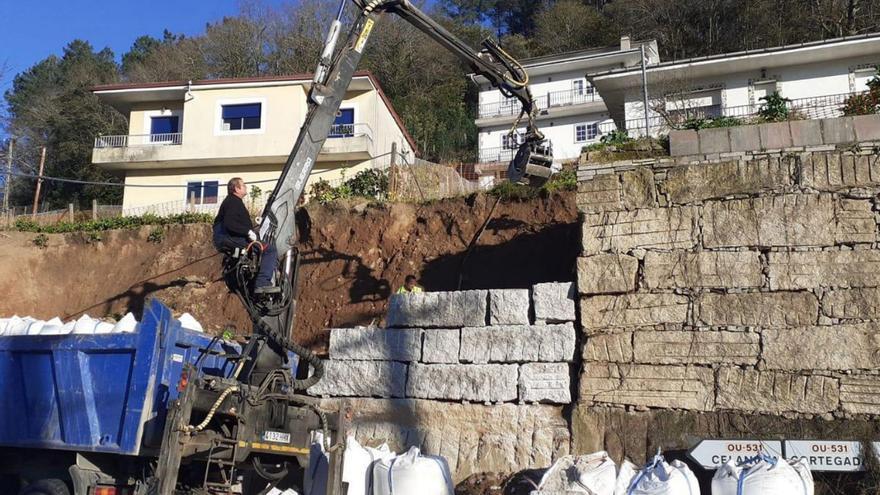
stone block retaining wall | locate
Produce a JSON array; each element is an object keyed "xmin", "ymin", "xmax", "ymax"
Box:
[
  {"xmin": 667, "ymin": 114, "xmax": 880, "ymax": 157},
  {"xmin": 576, "ymin": 146, "xmax": 880, "ymax": 419}
]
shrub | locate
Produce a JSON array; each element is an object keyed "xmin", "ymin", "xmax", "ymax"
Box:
[
  {"xmin": 757, "ymin": 91, "xmax": 792, "ymax": 122},
  {"xmin": 12, "ymin": 212, "xmax": 213, "ymax": 234},
  {"xmin": 843, "ymin": 69, "xmax": 880, "ymax": 116},
  {"xmin": 32, "ymin": 234, "xmax": 48, "ymax": 248},
  {"xmin": 147, "ymin": 227, "xmax": 165, "ymax": 243},
  {"xmin": 346, "ymin": 169, "xmax": 388, "ymax": 198},
  {"xmin": 682, "ymin": 116, "xmax": 743, "ymax": 130}
]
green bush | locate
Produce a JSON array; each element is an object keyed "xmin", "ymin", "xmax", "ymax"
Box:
[
  {"xmin": 12, "ymin": 212, "xmax": 213, "ymax": 234},
  {"xmin": 147, "ymin": 227, "xmax": 165, "ymax": 243},
  {"xmin": 32, "ymin": 234, "xmax": 48, "ymax": 248},
  {"xmin": 757, "ymin": 91, "xmax": 792, "ymax": 122},
  {"xmin": 682, "ymin": 116, "xmax": 743, "ymax": 130},
  {"xmin": 308, "ymin": 169, "xmax": 389, "ymax": 204},
  {"xmin": 843, "ymin": 69, "xmax": 880, "ymax": 116}
]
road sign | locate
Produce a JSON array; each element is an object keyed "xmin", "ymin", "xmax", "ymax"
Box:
[
  {"xmin": 688, "ymin": 440, "xmax": 783, "ymax": 470},
  {"xmin": 785, "ymin": 440, "xmax": 865, "ymax": 472}
]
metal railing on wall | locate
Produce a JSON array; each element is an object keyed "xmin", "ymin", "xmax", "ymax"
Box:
[
  {"xmin": 94, "ymin": 133, "xmax": 183, "ymax": 148},
  {"xmin": 478, "ymin": 88, "xmax": 602, "ymax": 119}
]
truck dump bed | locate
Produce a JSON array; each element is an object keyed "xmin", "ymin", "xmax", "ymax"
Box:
[{"xmin": 0, "ymin": 299, "xmax": 241, "ymax": 456}]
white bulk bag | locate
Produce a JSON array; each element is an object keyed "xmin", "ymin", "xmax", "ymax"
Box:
[
  {"xmin": 343, "ymin": 436, "xmax": 396, "ymax": 495},
  {"xmin": 615, "ymin": 453, "xmax": 700, "ymax": 495},
  {"xmin": 39, "ymin": 317, "xmax": 66, "ymax": 335},
  {"xmin": 73, "ymin": 314, "xmax": 99, "ymax": 334},
  {"xmin": 538, "ymin": 451, "xmax": 618, "ymax": 494},
  {"xmin": 372, "ymin": 446, "xmax": 453, "ymax": 495},
  {"xmin": 113, "ymin": 313, "xmax": 138, "ymax": 333},
  {"xmin": 711, "ymin": 455, "xmax": 813, "ymax": 495},
  {"xmin": 6, "ymin": 316, "xmax": 31, "ymax": 336},
  {"xmin": 178, "ymin": 313, "xmax": 203, "ymax": 332}
]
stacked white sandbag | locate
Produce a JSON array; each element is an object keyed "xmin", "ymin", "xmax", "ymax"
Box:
[
  {"xmin": 178, "ymin": 313, "xmax": 204, "ymax": 332},
  {"xmin": 343, "ymin": 436, "xmax": 396, "ymax": 495},
  {"xmin": 0, "ymin": 312, "xmax": 141, "ymax": 337},
  {"xmin": 372, "ymin": 446, "xmax": 453, "ymax": 495},
  {"xmin": 536, "ymin": 451, "xmax": 618, "ymax": 494},
  {"xmin": 615, "ymin": 453, "xmax": 700, "ymax": 495},
  {"xmin": 712, "ymin": 454, "xmax": 813, "ymax": 495}
]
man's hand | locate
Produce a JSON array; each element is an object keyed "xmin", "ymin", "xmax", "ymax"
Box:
[{"xmin": 248, "ymin": 230, "xmax": 258, "ymax": 242}]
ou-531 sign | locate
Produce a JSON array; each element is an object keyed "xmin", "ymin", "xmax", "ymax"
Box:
[
  {"xmin": 784, "ymin": 441, "xmax": 870, "ymax": 472},
  {"xmin": 688, "ymin": 440, "xmax": 784, "ymax": 469}
]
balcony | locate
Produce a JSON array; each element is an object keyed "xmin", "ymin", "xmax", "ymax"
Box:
[
  {"xmin": 478, "ymin": 146, "xmax": 517, "ymax": 164},
  {"xmin": 92, "ymin": 123, "xmax": 376, "ymax": 170},
  {"xmin": 478, "ymin": 88, "xmax": 604, "ymax": 121}
]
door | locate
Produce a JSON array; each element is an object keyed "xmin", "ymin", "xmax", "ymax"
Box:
[
  {"xmin": 330, "ymin": 109, "xmax": 355, "ymax": 137},
  {"xmin": 150, "ymin": 116, "xmax": 180, "ymax": 143}
]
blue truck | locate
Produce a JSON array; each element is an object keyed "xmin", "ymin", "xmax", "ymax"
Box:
[{"xmin": 0, "ymin": 299, "xmax": 339, "ymax": 495}]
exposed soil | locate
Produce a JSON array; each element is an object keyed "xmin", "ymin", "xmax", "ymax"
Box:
[{"xmin": 0, "ymin": 192, "xmax": 578, "ymax": 351}]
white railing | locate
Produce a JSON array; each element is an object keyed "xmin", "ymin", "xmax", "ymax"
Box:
[
  {"xmin": 327, "ymin": 123, "xmax": 373, "ymax": 140},
  {"xmin": 94, "ymin": 133, "xmax": 183, "ymax": 148},
  {"xmin": 478, "ymin": 88, "xmax": 603, "ymax": 119}
]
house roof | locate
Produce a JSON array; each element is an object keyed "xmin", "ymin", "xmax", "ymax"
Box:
[
  {"xmin": 92, "ymin": 71, "xmax": 419, "ymax": 154},
  {"xmin": 471, "ymin": 39, "xmax": 658, "ymax": 86}
]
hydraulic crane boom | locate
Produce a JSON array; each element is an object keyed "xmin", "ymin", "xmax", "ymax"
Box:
[{"xmin": 248, "ymin": 0, "xmax": 556, "ymax": 370}]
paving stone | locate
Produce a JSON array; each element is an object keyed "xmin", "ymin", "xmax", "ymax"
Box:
[
  {"xmin": 386, "ymin": 290, "xmax": 488, "ymax": 328},
  {"xmin": 577, "ymin": 254, "xmax": 638, "ymax": 295},
  {"xmin": 582, "ymin": 206, "xmax": 698, "ymax": 254},
  {"xmin": 669, "ymin": 129, "xmax": 700, "ymax": 156},
  {"xmin": 406, "ymin": 363, "xmax": 518, "ymax": 402},
  {"xmin": 422, "ymin": 329, "xmax": 460, "ymax": 364},
  {"xmin": 633, "ymin": 330, "xmax": 760, "ymax": 365},
  {"xmin": 581, "ymin": 293, "xmax": 689, "ymax": 331},
  {"xmin": 660, "ymin": 158, "xmax": 791, "ymax": 204},
  {"xmin": 333, "ymin": 398, "xmax": 569, "ymax": 482},
  {"xmin": 519, "ymin": 363, "xmax": 571, "ymax": 404},
  {"xmin": 789, "ymin": 120, "xmax": 824, "ymax": 146},
  {"xmin": 489, "ymin": 289, "xmax": 530, "ymax": 325},
  {"xmin": 698, "ymin": 127, "xmax": 731, "ymax": 154},
  {"xmin": 716, "ymin": 368, "xmax": 839, "ymax": 414},
  {"xmin": 759, "ymin": 121, "xmax": 793, "ymax": 149},
  {"xmin": 703, "ymin": 194, "xmax": 875, "ymax": 248},
  {"xmin": 584, "ymin": 332, "xmax": 634, "ymax": 362},
  {"xmin": 698, "ymin": 292, "xmax": 819, "ymax": 327},
  {"xmin": 459, "ymin": 324, "xmax": 576, "ymax": 363},
  {"xmin": 532, "ymin": 282, "xmax": 576, "ymax": 322},
  {"xmin": 800, "ymin": 152, "xmax": 880, "ymax": 191},
  {"xmin": 328, "ymin": 327, "xmax": 422, "ymax": 361},
  {"xmin": 643, "ymin": 250, "xmax": 762, "ymax": 289},
  {"xmin": 821, "ymin": 116, "xmax": 855, "ymax": 144},
  {"xmin": 729, "ymin": 125, "xmax": 761, "ymax": 152},
  {"xmin": 839, "ymin": 375, "xmax": 880, "ymax": 414},
  {"xmin": 768, "ymin": 251, "xmax": 880, "ymax": 290},
  {"xmin": 309, "ymin": 360, "xmax": 407, "ymax": 398},
  {"xmin": 763, "ymin": 324, "xmax": 880, "ymax": 370},
  {"xmin": 579, "ymin": 363, "xmax": 715, "ymax": 411},
  {"xmin": 852, "ymin": 114, "xmax": 880, "ymax": 142}
]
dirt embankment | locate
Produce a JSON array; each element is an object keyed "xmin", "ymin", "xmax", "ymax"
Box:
[{"xmin": 0, "ymin": 192, "xmax": 578, "ymax": 350}]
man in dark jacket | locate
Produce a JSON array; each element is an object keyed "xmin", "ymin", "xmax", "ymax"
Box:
[{"xmin": 213, "ymin": 177, "xmax": 279, "ymax": 294}]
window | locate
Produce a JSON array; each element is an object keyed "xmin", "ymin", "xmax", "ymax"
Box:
[
  {"xmin": 573, "ymin": 80, "xmax": 585, "ymax": 95},
  {"xmin": 329, "ymin": 108, "xmax": 355, "ymax": 138},
  {"xmin": 185, "ymin": 180, "xmax": 219, "ymax": 205},
  {"xmin": 222, "ymin": 103, "xmax": 262, "ymax": 131},
  {"xmin": 150, "ymin": 116, "xmax": 180, "ymax": 143},
  {"xmin": 575, "ymin": 123, "xmax": 598, "ymax": 143},
  {"xmin": 502, "ymin": 132, "xmax": 524, "ymax": 149}
]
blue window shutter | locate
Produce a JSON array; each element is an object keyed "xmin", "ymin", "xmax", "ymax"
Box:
[
  {"xmin": 330, "ymin": 108, "xmax": 355, "ymax": 137},
  {"xmin": 186, "ymin": 182, "xmax": 202, "ymax": 204},
  {"xmin": 203, "ymin": 181, "xmax": 219, "ymax": 204},
  {"xmin": 222, "ymin": 103, "xmax": 261, "ymax": 130},
  {"xmin": 150, "ymin": 116, "xmax": 180, "ymax": 142}
]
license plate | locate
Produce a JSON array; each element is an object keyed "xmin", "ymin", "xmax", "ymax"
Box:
[{"xmin": 262, "ymin": 431, "xmax": 291, "ymax": 444}]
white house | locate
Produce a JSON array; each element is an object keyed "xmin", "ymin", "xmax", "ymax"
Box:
[
  {"xmin": 589, "ymin": 32, "xmax": 880, "ymax": 137},
  {"xmin": 473, "ymin": 38, "xmax": 659, "ymax": 165},
  {"xmin": 91, "ymin": 72, "xmax": 416, "ymax": 213}
]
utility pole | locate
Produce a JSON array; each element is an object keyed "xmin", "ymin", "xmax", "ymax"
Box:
[
  {"xmin": 3, "ymin": 137, "xmax": 12, "ymax": 211},
  {"xmin": 31, "ymin": 147, "xmax": 46, "ymax": 218},
  {"xmin": 641, "ymin": 44, "xmax": 651, "ymax": 137}
]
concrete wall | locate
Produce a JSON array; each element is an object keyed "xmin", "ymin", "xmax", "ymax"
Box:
[{"xmin": 668, "ymin": 114, "xmax": 880, "ymax": 157}]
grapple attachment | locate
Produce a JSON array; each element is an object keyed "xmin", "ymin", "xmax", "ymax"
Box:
[{"xmin": 506, "ymin": 139, "xmax": 558, "ymax": 187}]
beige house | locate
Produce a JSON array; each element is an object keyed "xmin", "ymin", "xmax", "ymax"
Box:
[{"xmin": 91, "ymin": 72, "xmax": 416, "ymax": 212}]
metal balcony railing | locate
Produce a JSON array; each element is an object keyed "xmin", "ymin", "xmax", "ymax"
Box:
[
  {"xmin": 94, "ymin": 133, "xmax": 183, "ymax": 148},
  {"xmin": 478, "ymin": 88, "xmax": 602, "ymax": 119},
  {"xmin": 478, "ymin": 146, "xmax": 517, "ymax": 164},
  {"xmin": 327, "ymin": 123, "xmax": 373, "ymax": 140}
]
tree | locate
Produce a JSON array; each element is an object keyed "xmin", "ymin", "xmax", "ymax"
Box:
[
  {"xmin": 531, "ymin": 0, "xmax": 611, "ymax": 56},
  {"xmin": 4, "ymin": 40, "xmax": 126, "ymax": 209}
]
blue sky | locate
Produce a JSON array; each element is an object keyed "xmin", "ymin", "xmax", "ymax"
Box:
[{"xmin": 0, "ymin": 0, "xmax": 291, "ymax": 94}]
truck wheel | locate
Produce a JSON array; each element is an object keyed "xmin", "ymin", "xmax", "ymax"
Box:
[{"xmin": 19, "ymin": 479, "xmax": 70, "ymax": 495}]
